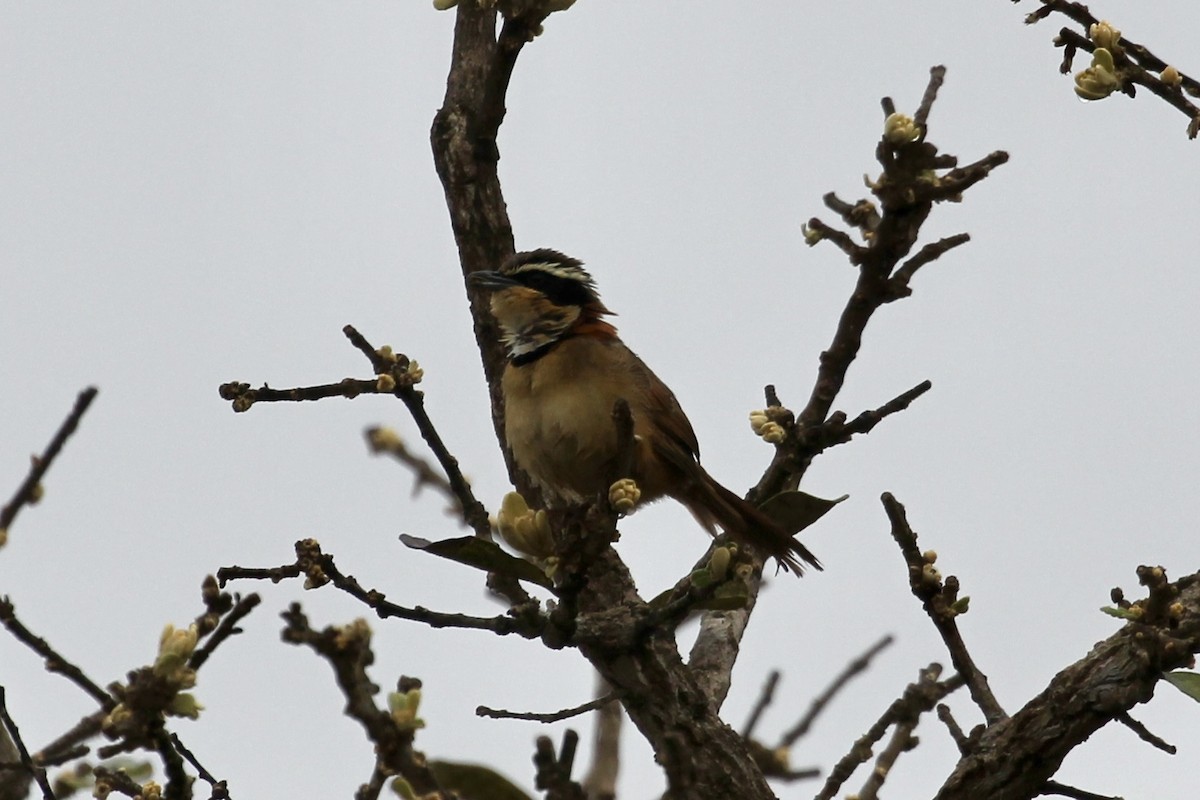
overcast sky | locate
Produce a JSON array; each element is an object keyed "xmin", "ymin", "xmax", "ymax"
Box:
[{"xmin": 3, "ymin": 2, "xmax": 1199, "ymax": 798}]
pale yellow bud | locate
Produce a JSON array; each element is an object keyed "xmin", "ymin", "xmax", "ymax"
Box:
[
  {"xmin": 166, "ymin": 692, "xmax": 204, "ymax": 720},
  {"xmin": 608, "ymin": 478, "xmax": 641, "ymax": 514},
  {"xmin": 708, "ymin": 546, "xmax": 731, "ymax": 582},
  {"xmin": 1088, "ymin": 20, "xmax": 1121, "ymax": 52},
  {"xmin": 1075, "ymin": 48, "xmax": 1120, "ymax": 100},
  {"xmin": 155, "ymin": 624, "xmax": 199, "ymax": 677},
  {"xmin": 375, "ymin": 373, "xmax": 396, "ymax": 393},
  {"xmin": 759, "ymin": 421, "xmax": 786, "ymax": 444},
  {"xmin": 883, "ymin": 112, "xmax": 920, "ymax": 144},
  {"xmin": 1161, "ymin": 66, "xmax": 1182, "ymax": 87}
]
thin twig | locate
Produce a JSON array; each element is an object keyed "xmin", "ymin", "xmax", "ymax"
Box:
[
  {"xmin": 189, "ymin": 593, "xmax": 261, "ymax": 671},
  {"xmin": 914, "ymin": 65, "xmax": 947, "ymax": 129},
  {"xmin": 220, "ymin": 540, "xmax": 544, "ymax": 639},
  {"xmin": 817, "ymin": 666, "xmax": 963, "ymax": 800},
  {"xmin": 0, "ymin": 598, "xmax": 112, "ymax": 709},
  {"xmin": 533, "ymin": 731, "xmax": 585, "ymax": 800},
  {"xmin": 1115, "ymin": 710, "xmax": 1176, "ymax": 754},
  {"xmin": 476, "ymin": 692, "xmax": 617, "ymax": 723},
  {"xmin": 1038, "ymin": 780, "xmax": 1124, "ymax": 800},
  {"xmin": 1, "ymin": 387, "xmax": 98, "ymax": 534},
  {"xmin": 1022, "ymin": 0, "xmax": 1200, "ymax": 138},
  {"xmin": 779, "ymin": 634, "xmax": 895, "ymax": 748},
  {"xmin": 0, "ymin": 687, "xmax": 55, "ymax": 800},
  {"xmin": 170, "ymin": 733, "xmax": 230, "ymax": 799},
  {"xmin": 794, "ymin": 381, "xmax": 932, "ymax": 462},
  {"xmin": 882, "ymin": 493, "xmax": 1007, "ymax": 724},
  {"xmin": 937, "ymin": 703, "xmax": 971, "ymax": 754},
  {"xmin": 857, "ymin": 712, "xmax": 918, "ymax": 800},
  {"xmin": 741, "ymin": 670, "xmax": 780, "ymax": 740},
  {"xmin": 365, "ymin": 427, "xmax": 462, "ymax": 516},
  {"xmin": 282, "ymin": 608, "xmax": 443, "ymax": 796}
]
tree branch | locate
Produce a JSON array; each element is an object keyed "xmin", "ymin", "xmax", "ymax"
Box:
[
  {"xmin": 883, "ymin": 493, "xmax": 1007, "ymax": 724},
  {"xmin": 1, "ymin": 387, "xmax": 98, "ymax": 536},
  {"xmin": 933, "ymin": 568, "xmax": 1200, "ymax": 799},
  {"xmin": 818, "ymin": 665, "xmax": 964, "ymax": 800}
]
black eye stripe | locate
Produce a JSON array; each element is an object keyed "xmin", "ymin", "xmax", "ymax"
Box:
[{"xmin": 517, "ymin": 269, "xmax": 596, "ymax": 307}]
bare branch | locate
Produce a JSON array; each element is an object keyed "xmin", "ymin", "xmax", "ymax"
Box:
[
  {"xmin": 882, "ymin": 493, "xmax": 1007, "ymax": 724},
  {"xmin": 817, "ymin": 665, "xmax": 964, "ymax": 800},
  {"xmin": 0, "ymin": 598, "xmax": 112, "ymax": 709},
  {"xmin": 740, "ymin": 670, "xmax": 779, "ymax": 741},
  {"xmin": 0, "ymin": 688, "xmax": 54, "ymax": 800},
  {"xmin": 1, "ymin": 387, "xmax": 98, "ymax": 535},
  {"xmin": 534, "ymin": 730, "xmax": 585, "ymax": 800},
  {"xmin": 750, "ymin": 70, "xmax": 1007, "ymax": 505},
  {"xmin": 779, "ymin": 634, "xmax": 895, "ymax": 748},
  {"xmin": 1020, "ymin": 0, "xmax": 1200, "ymax": 137},
  {"xmin": 219, "ymin": 539, "xmax": 545, "ymax": 639},
  {"xmin": 933, "ymin": 567, "xmax": 1200, "ymax": 800},
  {"xmin": 1038, "ymin": 781, "xmax": 1124, "ymax": 800},
  {"xmin": 169, "ymin": 733, "xmax": 230, "ymax": 799},
  {"xmin": 937, "ymin": 703, "xmax": 971, "ymax": 755},
  {"xmin": 1114, "ymin": 710, "xmax": 1175, "ymax": 754},
  {"xmin": 282, "ymin": 609, "xmax": 442, "ymax": 797},
  {"xmin": 476, "ymin": 692, "xmax": 617, "ymax": 723},
  {"xmin": 581, "ymin": 675, "xmax": 621, "ymax": 800}
]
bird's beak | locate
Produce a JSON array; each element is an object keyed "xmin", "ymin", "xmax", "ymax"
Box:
[{"xmin": 468, "ymin": 270, "xmax": 519, "ymax": 291}]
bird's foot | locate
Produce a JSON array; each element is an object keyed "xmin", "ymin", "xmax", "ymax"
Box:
[{"xmin": 608, "ymin": 478, "xmax": 641, "ymax": 515}]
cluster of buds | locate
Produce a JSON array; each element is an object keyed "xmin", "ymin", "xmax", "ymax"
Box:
[
  {"xmin": 154, "ymin": 623, "xmax": 203, "ymax": 719},
  {"xmin": 495, "ymin": 492, "xmax": 555, "ymax": 560},
  {"xmin": 374, "ymin": 346, "xmax": 424, "ymax": 393},
  {"xmin": 883, "ymin": 111, "xmax": 921, "ymax": 145},
  {"xmin": 607, "ymin": 477, "xmax": 642, "ymax": 515},
  {"xmin": 749, "ymin": 406, "xmax": 791, "ymax": 445},
  {"xmin": 387, "ymin": 686, "xmax": 425, "ymax": 732},
  {"xmin": 333, "ymin": 618, "xmax": 373, "ymax": 652},
  {"xmin": 1075, "ymin": 21, "xmax": 1123, "ymax": 101},
  {"xmin": 919, "ymin": 550, "xmax": 942, "ymax": 589},
  {"xmin": 103, "ymin": 623, "xmax": 204, "ymax": 742}
]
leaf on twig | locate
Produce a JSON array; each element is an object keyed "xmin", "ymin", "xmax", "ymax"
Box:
[
  {"xmin": 1163, "ymin": 671, "xmax": 1200, "ymax": 703},
  {"xmin": 429, "ymin": 760, "xmax": 533, "ymax": 800},
  {"xmin": 399, "ymin": 534, "xmax": 553, "ymax": 589},
  {"xmin": 1100, "ymin": 606, "xmax": 1140, "ymax": 620},
  {"xmin": 759, "ymin": 490, "xmax": 848, "ymax": 536}
]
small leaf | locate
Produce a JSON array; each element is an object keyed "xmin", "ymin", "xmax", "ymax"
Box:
[
  {"xmin": 759, "ymin": 491, "xmax": 848, "ymax": 536},
  {"xmin": 1163, "ymin": 671, "xmax": 1200, "ymax": 704},
  {"xmin": 428, "ymin": 760, "xmax": 533, "ymax": 800},
  {"xmin": 1100, "ymin": 606, "xmax": 1139, "ymax": 620},
  {"xmin": 399, "ymin": 534, "xmax": 553, "ymax": 589}
]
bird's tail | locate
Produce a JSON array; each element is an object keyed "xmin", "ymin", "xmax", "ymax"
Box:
[{"xmin": 682, "ymin": 470, "xmax": 822, "ymax": 575}]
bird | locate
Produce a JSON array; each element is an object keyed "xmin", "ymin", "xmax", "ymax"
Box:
[{"xmin": 469, "ymin": 248, "xmax": 821, "ymax": 574}]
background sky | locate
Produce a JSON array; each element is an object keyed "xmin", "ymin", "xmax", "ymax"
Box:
[{"xmin": 3, "ymin": 2, "xmax": 1199, "ymax": 798}]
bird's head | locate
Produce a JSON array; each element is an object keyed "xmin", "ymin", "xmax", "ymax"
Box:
[{"xmin": 469, "ymin": 249, "xmax": 615, "ymax": 362}]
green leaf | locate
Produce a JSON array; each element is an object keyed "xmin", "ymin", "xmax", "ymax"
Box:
[
  {"xmin": 1100, "ymin": 606, "xmax": 1139, "ymax": 620},
  {"xmin": 399, "ymin": 534, "xmax": 553, "ymax": 589},
  {"xmin": 428, "ymin": 760, "xmax": 533, "ymax": 800},
  {"xmin": 758, "ymin": 490, "xmax": 848, "ymax": 536},
  {"xmin": 1163, "ymin": 671, "xmax": 1200, "ymax": 703}
]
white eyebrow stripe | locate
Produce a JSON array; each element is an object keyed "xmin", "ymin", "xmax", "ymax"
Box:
[{"xmin": 511, "ymin": 262, "xmax": 595, "ymax": 283}]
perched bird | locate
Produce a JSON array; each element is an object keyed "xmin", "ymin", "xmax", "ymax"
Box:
[{"xmin": 469, "ymin": 249, "xmax": 820, "ymax": 574}]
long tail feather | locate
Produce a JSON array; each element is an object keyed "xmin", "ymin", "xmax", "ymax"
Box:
[{"xmin": 680, "ymin": 471, "xmax": 822, "ymax": 575}]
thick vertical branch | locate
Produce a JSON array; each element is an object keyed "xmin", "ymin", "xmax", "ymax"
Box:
[{"xmin": 431, "ymin": 10, "xmax": 778, "ymax": 798}]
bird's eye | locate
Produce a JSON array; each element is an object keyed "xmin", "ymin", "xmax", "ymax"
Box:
[{"xmin": 519, "ymin": 268, "xmax": 593, "ymax": 307}]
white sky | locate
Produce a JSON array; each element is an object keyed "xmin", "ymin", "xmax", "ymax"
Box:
[{"xmin": 2, "ymin": 2, "xmax": 1198, "ymax": 798}]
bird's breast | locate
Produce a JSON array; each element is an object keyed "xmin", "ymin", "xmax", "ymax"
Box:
[{"xmin": 502, "ymin": 337, "xmax": 631, "ymax": 501}]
